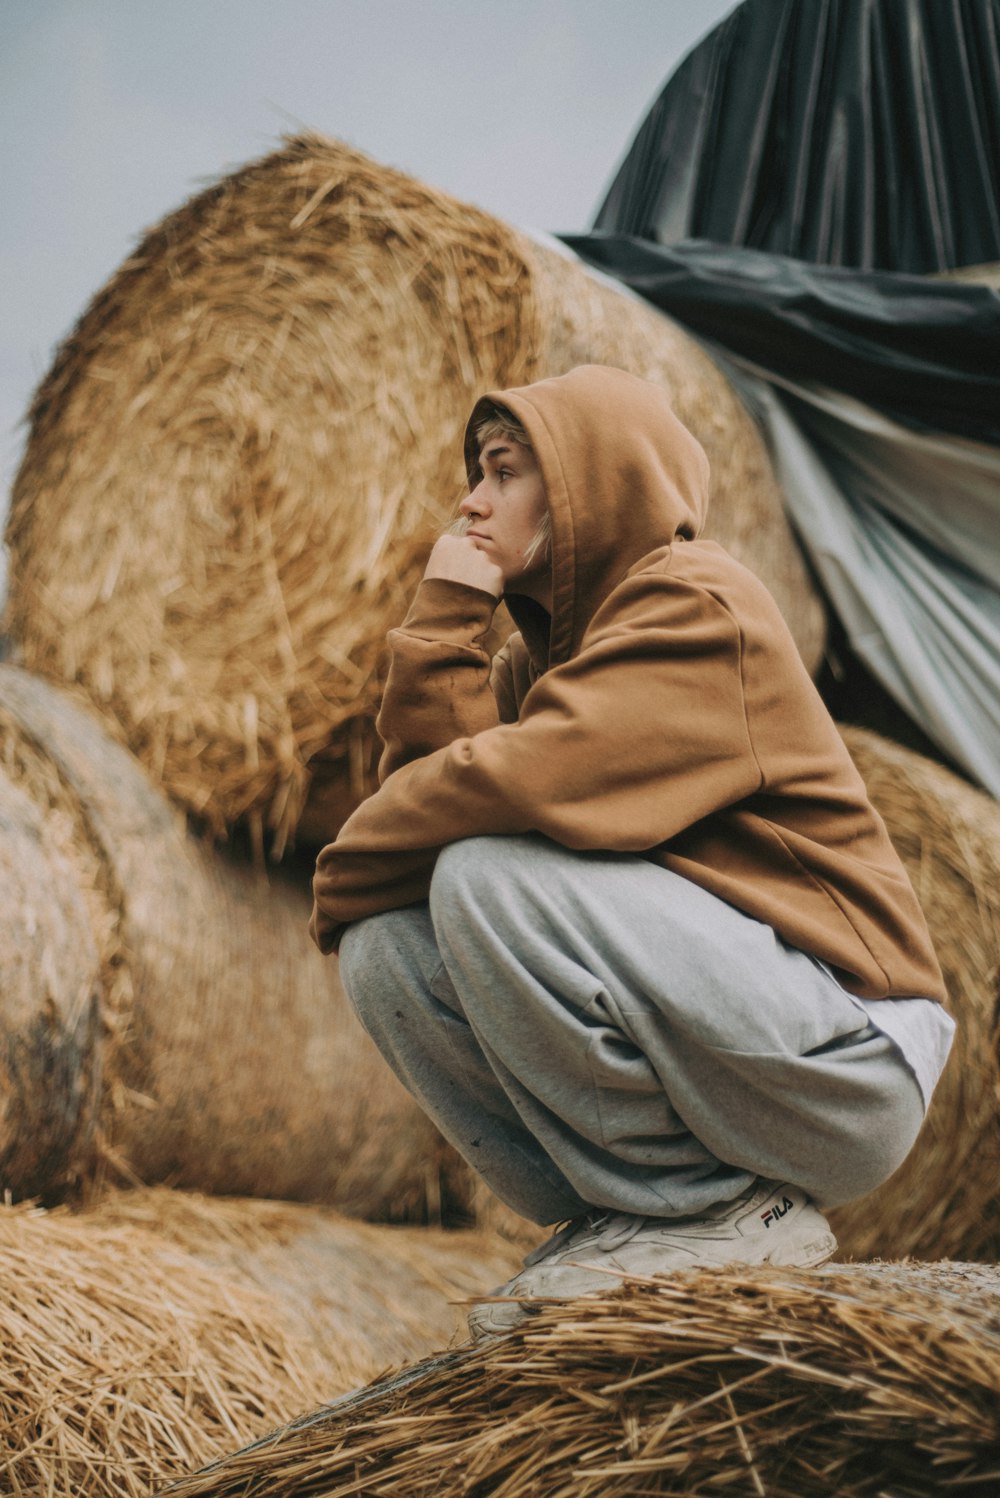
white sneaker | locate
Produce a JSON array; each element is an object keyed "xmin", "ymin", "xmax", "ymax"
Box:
[{"xmin": 468, "ymin": 1180, "xmax": 836, "ymax": 1338}]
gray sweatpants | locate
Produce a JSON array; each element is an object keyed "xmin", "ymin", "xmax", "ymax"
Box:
[{"xmin": 339, "ymin": 834, "xmax": 926, "ymax": 1226}]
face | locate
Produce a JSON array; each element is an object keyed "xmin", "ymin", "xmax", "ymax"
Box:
[{"xmin": 460, "ymin": 439, "xmax": 550, "ymax": 601}]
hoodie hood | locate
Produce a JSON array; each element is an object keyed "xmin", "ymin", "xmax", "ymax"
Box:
[{"xmin": 464, "ymin": 364, "xmax": 711, "ymax": 669}]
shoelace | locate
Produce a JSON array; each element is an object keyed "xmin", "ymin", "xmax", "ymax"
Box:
[{"xmin": 522, "ymin": 1211, "xmax": 646, "ymax": 1268}]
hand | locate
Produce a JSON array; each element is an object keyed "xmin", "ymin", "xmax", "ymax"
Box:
[{"xmin": 423, "ymin": 533, "xmax": 504, "ymax": 597}]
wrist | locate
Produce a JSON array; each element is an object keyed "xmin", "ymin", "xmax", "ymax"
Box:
[{"xmin": 398, "ymin": 577, "xmax": 499, "ymax": 643}]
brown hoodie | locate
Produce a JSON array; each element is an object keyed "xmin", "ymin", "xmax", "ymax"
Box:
[{"xmin": 311, "ymin": 365, "xmax": 945, "ymax": 1004}]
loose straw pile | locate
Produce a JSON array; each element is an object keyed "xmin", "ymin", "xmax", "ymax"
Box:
[
  {"xmin": 6, "ymin": 132, "xmax": 824, "ymax": 852},
  {"xmin": 160, "ymin": 1261, "xmax": 1000, "ymax": 1498},
  {"xmin": 0, "ymin": 1188, "xmax": 523, "ymax": 1497}
]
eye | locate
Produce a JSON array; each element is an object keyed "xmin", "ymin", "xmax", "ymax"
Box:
[{"xmin": 497, "ymin": 467, "xmax": 514, "ymax": 482}]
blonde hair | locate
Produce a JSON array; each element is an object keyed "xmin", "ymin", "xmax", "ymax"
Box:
[
  {"xmin": 473, "ymin": 408, "xmax": 532, "ymax": 455},
  {"xmin": 450, "ymin": 405, "xmax": 553, "ymax": 568}
]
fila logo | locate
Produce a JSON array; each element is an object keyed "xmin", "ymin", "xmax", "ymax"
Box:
[{"xmin": 761, "ymin": 1195, "xmax": 795, "ymax": 1228}]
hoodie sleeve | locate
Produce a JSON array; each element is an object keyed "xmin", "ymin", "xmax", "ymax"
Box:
[
  {"xmin": 375, "ymin": 577, "xmax": 503, "ymax": 782},
  {"xmin": 310, "ymin": 572, "xmax": 762, "ymax": 952}
]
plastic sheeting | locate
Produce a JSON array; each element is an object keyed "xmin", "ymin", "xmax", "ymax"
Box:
[
  {"xmin": 727, "ymin": 362, "xmax": 1000, "ymax": 799},
  {"xmin": 595, "ymin": 0, "xmax": 1000, "ymax": 275},
  {"xmin": 558, "ymin": 236, "xmax": 1000, "ymax": 447}
]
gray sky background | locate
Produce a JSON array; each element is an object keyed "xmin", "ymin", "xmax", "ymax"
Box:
[{"xmin": 0, "ymin": 0, "xmax": 736, "ymax": 525}]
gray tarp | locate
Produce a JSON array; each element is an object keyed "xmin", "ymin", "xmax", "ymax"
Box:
[{"xmin": 728, "ymin": 362, "xmax": 1000, "ymax": 798}]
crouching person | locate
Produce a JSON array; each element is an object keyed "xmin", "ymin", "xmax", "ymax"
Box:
[{"xmin": 310, "ymin": 365, "xmax": 953, "ymax": 1337}]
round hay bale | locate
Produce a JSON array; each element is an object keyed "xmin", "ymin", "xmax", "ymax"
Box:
[
  {"xmin": 832, "ymin": 725, "xmax": 1000, "ymax": 1262},
  {"xmin": 158, "ymin": 1261, "xmax": 1000, "ymax": 1498},
  {"xmin": 0, "ymin": 664, "xmax": 459, "ymax": 1220},
  {"xmin": 0, "ymin": 1187, "xmax": 523, "ymax": 1497},
  {"xmin": 5, "ymin": 132, "xmax": 825, "ymax": 853}
]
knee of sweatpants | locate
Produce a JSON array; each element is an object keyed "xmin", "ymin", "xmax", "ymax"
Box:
[
  {"xmin": 813, "ymin": 1068, "xmax": 927, "ymax": 1209},
  {"xmin": 430, "ymin": 834, "xmax": 535, "ymax": 933}
]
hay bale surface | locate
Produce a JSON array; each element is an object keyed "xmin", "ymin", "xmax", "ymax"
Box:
[
  {"xmin": 6, "ymin": 132, "xmax": 824, "ymax": 852},
  {"xmin": 0, "ymin": 665, "xmax": 462, "ymax": 1221},
  {"xmin": 0, "ymin": 1188, "xmax": 523, "ymax": 1497},
  {"xmin": 160, "ymin": 1261, "xmax": 1000, "ymax": 1498},
  {"xmin": 833, "ymin": 726, "xmax": 1000, "ymax": 1262},
  {"xmin": 0, "ymin": 770, "xmax": 101, "ymax": 1192}
]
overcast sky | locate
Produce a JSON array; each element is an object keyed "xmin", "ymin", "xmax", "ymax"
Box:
[{"xmin": 0, "ymin": 0, "xmax": 736, "ymax": 522}]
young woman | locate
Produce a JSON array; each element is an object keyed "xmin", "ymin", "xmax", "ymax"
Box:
[{"xmin": 310, "ymin": 365, "xmax": 952, "ymax": 1337}]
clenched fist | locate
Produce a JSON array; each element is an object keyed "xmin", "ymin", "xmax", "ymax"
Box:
[{"xmin": 423, "ymin": 533, "xmax": 504, "ymax": 597}]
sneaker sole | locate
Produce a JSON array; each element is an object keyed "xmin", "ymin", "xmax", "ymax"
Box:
[{"xmin": 467, "ymin": 1219, "xmax": 837, "ymax": 1339}]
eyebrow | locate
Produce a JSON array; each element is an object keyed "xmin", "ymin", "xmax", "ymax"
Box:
[{"xmin": 481, "ymin": 443, "xmax": 513, "ymax": 465}]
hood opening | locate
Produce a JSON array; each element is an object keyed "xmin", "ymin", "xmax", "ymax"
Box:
[{"xmin": 464, "ymin": 365, "xmax": 710, "ymax": 670}]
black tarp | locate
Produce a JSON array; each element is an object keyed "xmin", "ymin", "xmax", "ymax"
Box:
[
  {"xmin": 593, "ymin": 0, "xmax": 1000, "ymax": 275},
  {"xmin": 557, "ymin": 237, "xmax": 1000, "ymax": 446},
  {"xmin": 566, "ymin": 0, "xmax": 1000, "ymax": 445}
]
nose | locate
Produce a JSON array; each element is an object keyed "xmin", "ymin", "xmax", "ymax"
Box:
[{"xmin": 460, "ymin": 482, "xmax": 491, "ymax": 520}]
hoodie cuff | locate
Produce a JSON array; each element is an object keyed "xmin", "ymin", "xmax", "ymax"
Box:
[
  {"xmin": 397, "ymin": 578, "xmax": 498, "ymax": 645},
  {"xmin": 308, "ymin": 901, "xmax": 346, "ymax": 955}
]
